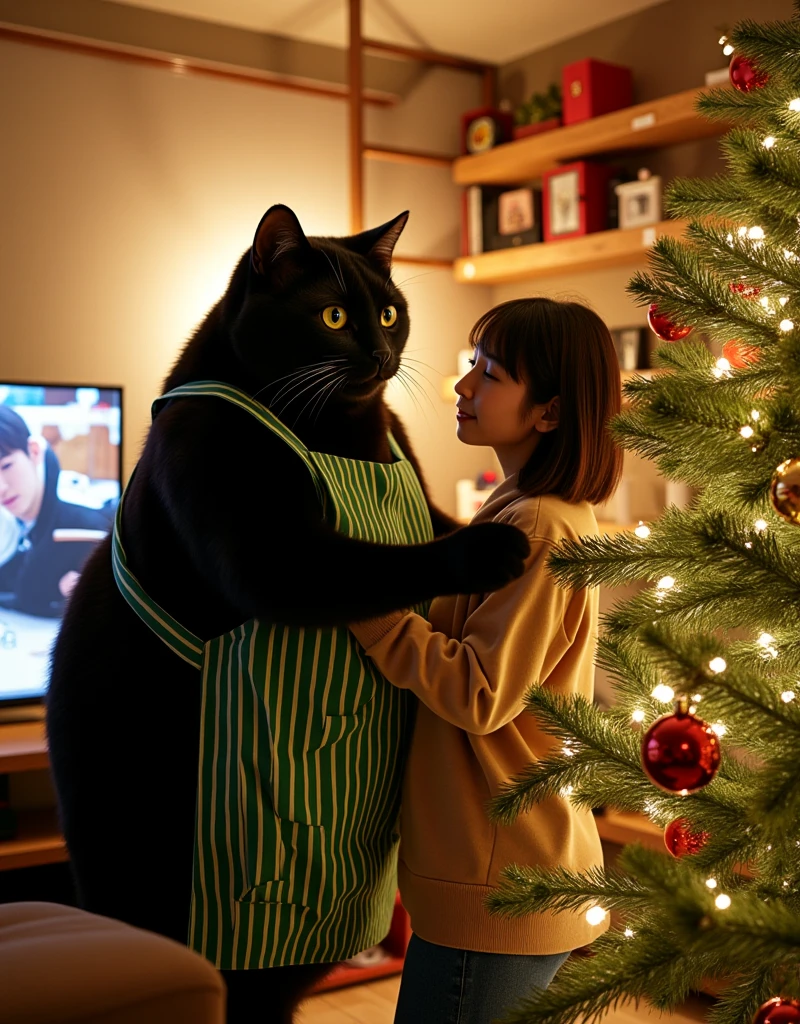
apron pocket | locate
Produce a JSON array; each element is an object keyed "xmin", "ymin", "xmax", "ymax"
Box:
[{"xmin": 238, "ymin": 818, "xmax": 326, "ymax": 909}]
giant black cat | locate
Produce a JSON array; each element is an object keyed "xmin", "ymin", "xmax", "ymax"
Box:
[{"xmin": 46, "ymin": 205, "xmax": 529, "ymax": 1020}]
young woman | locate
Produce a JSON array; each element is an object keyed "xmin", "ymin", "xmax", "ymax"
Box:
[{"xmin": 349, "ymin": 297, "xmax": 623, "ymax": 1024}]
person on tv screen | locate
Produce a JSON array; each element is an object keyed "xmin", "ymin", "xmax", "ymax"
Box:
[{"xmin": 0, "ymin": 405, "xmax": 111, "ymax": 618}]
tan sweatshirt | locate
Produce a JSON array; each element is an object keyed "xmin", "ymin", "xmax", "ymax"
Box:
[{"xmin": 350, "ymin": 473, "xmax": 609, "ymax": 955}]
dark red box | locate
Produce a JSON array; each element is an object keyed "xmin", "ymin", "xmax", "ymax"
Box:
[
  {"xmin": 562, "ymin": 58, "xmax": 632, "ymax": 125},
  {"xmin": 542, "ymin": 161, "xmax": 615, "ymax": 242}
]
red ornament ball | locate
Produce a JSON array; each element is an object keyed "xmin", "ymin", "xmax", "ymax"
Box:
[
  {"xmin": 641, "ymin": 709, "xmax": 721, "ymax": 793},
  {"xmin": 647, "ymin": 303, "xmax": 693, "ymax": 342},
  {"xmin": 664, "ymin": 817, "xmax": 710, "ymax": 858},
  {"xmin": 752, "ymin": 997, "xmax": 800, "ymax": 1024},
  {"xmin": 729, "ymin": 281, "xmax": 761, "ymax": 300},
  {"xmin": 722, "ymin": 339, "xmax": 760, "ymax": 368},
  {"xmin": 729, "ymin": 54, "xmax": 769, "ymax": 93}
]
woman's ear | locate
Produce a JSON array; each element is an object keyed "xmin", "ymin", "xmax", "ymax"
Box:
[{"xmin": 535, "ymin": 396, "xmax": 560, "ymax": 433}]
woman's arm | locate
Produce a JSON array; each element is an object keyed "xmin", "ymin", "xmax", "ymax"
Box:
[{"xmin": 351, "ymin": 537, "xmax": 585, "ymax": 735}]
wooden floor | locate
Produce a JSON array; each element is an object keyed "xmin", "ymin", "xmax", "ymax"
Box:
[{"xmin": 298, "ymin": 975, "xmax": 716, "ymax": 1024}]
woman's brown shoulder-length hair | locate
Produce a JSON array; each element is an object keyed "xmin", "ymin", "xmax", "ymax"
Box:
[{"xmin": 470, "ymin": 297, "xmax": 623, "ymax": 505}]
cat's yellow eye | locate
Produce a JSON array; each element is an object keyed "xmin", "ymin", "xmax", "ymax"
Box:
[
  {"xmin": 381, "ymin": 305, "xmax": 397, "ymax": 327},
  {"xmin": 322, "ymin": 306, "xmax": 348, "ymax": 330}
]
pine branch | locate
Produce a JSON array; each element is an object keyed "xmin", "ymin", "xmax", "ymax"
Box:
[{"xmin": 486, "ymin": 864, "xmax": 649, "ymax": 917}]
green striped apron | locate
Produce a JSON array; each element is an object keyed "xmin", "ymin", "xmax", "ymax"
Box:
[{"xmin": 112, "ymin": 381, "xmax": 433, "ymax": 969}]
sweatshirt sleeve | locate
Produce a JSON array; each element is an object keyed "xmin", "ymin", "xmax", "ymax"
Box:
[{"xmin": 349, "ymin": 535, "xmax": 578, "ymax": 735}]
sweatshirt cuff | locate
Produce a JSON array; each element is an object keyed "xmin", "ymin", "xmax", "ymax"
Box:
[{"xmin": 350, "ymin": 610, "xmax": 408, "ymax": 649}]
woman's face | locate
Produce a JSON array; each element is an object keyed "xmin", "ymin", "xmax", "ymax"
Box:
[
  {"xmin": 454, "ymin": 348, "xmax": 537, "ymax": 447},
  {"xmin": 0, "ymin": 442, "xmax": 44, "ymax": 522}
]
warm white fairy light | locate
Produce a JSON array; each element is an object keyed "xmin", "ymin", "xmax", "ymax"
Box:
[
  {"xmin": 748, "ymin": 226, "xmax": 765, "ymax": 240},
  {"xmin": 692, "ymin": 694, "xmax": 702, "ymax": 702},
  {"xmin": 706, "ymin": 877, "xmax": 718, "ymax": 889},
  {"xmin": 759, "ymin": 296, "xmax": 771, "ymax": 308},
  {"xmin": 745, "ymin": 541, "xmax": 753, "ymax": 548},
  {"xmin": 780, "ymin": 297, "xmax": 790, "ymax": 305},
  {"xmin": 763, "ymin": 135, "xmax": 777, "ymax": 149},
  {"xmin": 754, "ymin": 519, "xmax": 768, "ymax": 533},
  {"xmin": 751, "ymin": 446, "xmax": 758, "ymax": 453},
  {"xmin": 715, "ymin": 894, "xmax": 732, "ymax": 910},
  {"xmin": 758, "ymin": 633, "xmax": 775, "ymax": 647},
  {"xmin": 780, "ymin": 319, "xmax": 795, "ymax": 332},
  {"xmin": 718, "ymin": 34, "xmax": 728, "ymax": 44},
  {"xmin": 560, "ymin": 784, "xmax": 574, "ymax": 797},
  {"xmin": 657, "ymin": 576, "xmax": 676, "ymax": 590},
  {"xmin": 585, "ymin": 906, "xmax": 607, "ymax": 926},
  {"xmin": 652, "ymin": 684, "xmax": 675, "ymax": 703},
  {"xmin": 737, "ymin": 226, "xmax": 748, "ymax": 238},
  {"xmin": 634, "ymin": 522, "xmax": 651, "ymax": 539},
  {"xmin": 750, "ymin": 410, "xmax": 760, "ymax": 420},
  {"xmin": 632, "ymin": 709, "xmax": 646, "ymax": 723},
  {"xmin": 709, "ymin": 657, "xmax": 727, "ymax": 674},
  {"xmin": 624, "ymin": 927, "xmax": 635, "ymax": 938},
  {"xmin": 711, "ymin": 721, "xmax": 727, "ymax": 737},
  {"xmin": 789, "ymin": 98, "xmax": 800, "ymax": 111},
  {"xmin": 726, "ymin": 232, "xmax": 734, "ymax": 244},
  {"xmin": 713, "ymin": 357, "xmax": 732, "ymax": 378},
  {"xmin": 562, "ymin": 740, "xmax": 576, "ymax": 757},
  {"xmin": 740, "ymin": 425, "xmax": 754, "ymax": 439},
  {"xmin": 781, "ymin": 690, "xmax": 796, "ymax": 703}
]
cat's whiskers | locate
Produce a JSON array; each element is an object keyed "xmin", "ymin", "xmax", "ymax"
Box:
[
  {"xmin": 274, "ymin": 367, "xmax": 345, "ymax": 420},
  {"xmin": 392, "ymin": 370, "xmax": 423, "ymax": 419},
  {"xmin": 251, "ymin": 359, "xmax": 347, "ymax": 403},
  {"xmin": 394, "ymin": 366, "xmax": 436, "ymax": 417},
  {"xmin": 308, "ymin": 372, "xmax": 350, "ymax": 426},
  {"xmin": 400, "ymin": 354, "xmax": 444, "ymax": 378},
  {"xmin": 397, "ymin": 363, "xmax": 437, "ymax": 409},
  {"xmin": 291, "ymin": 370, "xmax": 349, "ymax": 427},
  {"xmin": 266, "ymin": 362, "xmax": 347, "ymax": 409},
  {"xmin": 321, "ymin": 249, "xmax": 347, "ymax": 294},
  {"xmin": 391, "ymin": 268, "xmax": 442, "ymax": 289}
]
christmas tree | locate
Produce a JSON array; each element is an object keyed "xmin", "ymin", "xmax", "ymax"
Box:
[{"xmin": 486, "ymin": 11, "xmax": 800, "ymax": 1024}]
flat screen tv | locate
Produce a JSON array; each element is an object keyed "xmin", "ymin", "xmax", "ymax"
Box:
[{"xmin": 0, "ymin": 382, "xmax": 122, "ymax": 712}]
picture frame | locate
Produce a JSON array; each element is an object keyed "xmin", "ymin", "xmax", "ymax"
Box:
[
  {"xmin": 541, "ymin": 161, "xmax": 615, "ymax": 242},
  {"xmin": 463, "ymin": 185, "xmax": 542, "ymax": 255},
  {"xmin": 615, "ymin": 175, "xmax": 662, "ymax": 229}
]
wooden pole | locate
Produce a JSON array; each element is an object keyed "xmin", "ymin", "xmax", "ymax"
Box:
[{"xmin": 348, "ymin": 0, "xmax": 364, "ymax": 233}]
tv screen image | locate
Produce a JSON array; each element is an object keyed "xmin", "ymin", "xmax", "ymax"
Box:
[{"xmin": 0, "ymin": 383, "xmax": 122, "ymax": 706}]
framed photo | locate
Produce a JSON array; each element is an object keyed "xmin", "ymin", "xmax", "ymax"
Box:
[
  {"xmin": 463, "ymin": 186, "xmax": 542, "ymax": 254},
  {"xmin": 548, "ymin": 169, "xmax": 580, "ymax": 237},
  {"xmin": 615, "ymin": 175, "xmax": 662, "ymax": 229},
  {"xmin": 542, "ymin": 161, "xmax": 615, "ymax": 241}
]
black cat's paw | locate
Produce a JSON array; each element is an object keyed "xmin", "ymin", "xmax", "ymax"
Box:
[{"xmin": 442, "ymin": 522, "xmax": 530, "ymax": 594}]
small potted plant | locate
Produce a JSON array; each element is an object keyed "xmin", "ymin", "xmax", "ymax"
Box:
[{"xmin": 512, "ymin": 82, "xmax": 562, "ymax": 140}]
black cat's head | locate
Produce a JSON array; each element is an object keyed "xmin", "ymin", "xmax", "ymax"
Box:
[{"xmin": 224, "ymin": 204, "xmax": 410, "ymax": 421}]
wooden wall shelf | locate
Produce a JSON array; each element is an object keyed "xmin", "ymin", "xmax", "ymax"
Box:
[
  {"xmin": 452, "ymin": 87, "xmax": 728, "ymax": 187},
  {"xmin": 453, "ymin": 219, "xmax": 688, "ymax": 285}
]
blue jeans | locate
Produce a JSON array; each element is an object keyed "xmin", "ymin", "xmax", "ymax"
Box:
[{"xmin": 394, "ymin": 933, "xmax": 570, "ymax": 1024}]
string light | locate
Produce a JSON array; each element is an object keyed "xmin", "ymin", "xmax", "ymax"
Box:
[
  {"xmin": 631, "ymin": 709, "xmax": 646, "ymax": 723},
  {"xmin": 715, "ymin": 894, "xmax": 732, "ymax": 910},
  {"xmin": 723, "ymin": 43, "xmax": 734, "ymax": 55},
  {"xmin": 740, "ymin": 425, "xmax": 754, "ymax": 438},
  {"xmin": 781, "ymin": 691, "xmax": 796, "ymax": 703},
  {"xmin": 780, "ymin": 297, "xmax": 789, "ymax": 305},
  {"xmin": 745, "ymin": 541, "xmax": 753, "ymax": 548},
  {"xmin": 713, "ymin": 357, "xmax": 732, "ymax": 378},
  {"xmin": 652, "ymin": 684, "xmax": 675, "ymax": 702},
  {"xmin": 585, "ymin": 906, "xmax": 607, "ymax": 926},
  {"xmin": 763, "ymin": 135, "xmax": 777, "ymax": 148},
  {"xmin": 751, "ymin": 446, "xmax": 758, "ymax": 453},
  {"xmin": 750, "ymin": 410, "xmax": 760, "ymax": 420},
  {"xmin": 737, "ymin": 226, "xmax": 748, "ymax": 237},
  {"xmin": 780, "ymin": 318, "xmax": 794, "ymax": 331},
  {"xmin": 711, "ymin": 721, "xmax": 727, "ymax": 737},
  {"xmin": 692, "ymin": 694, "xmax": 702, "ymax": 702},
  {"xmin": 709, "ymin": 657, "xmax": 727, "ymax": 673},
  {"xmin": 624, "ymin": 928, "xmax": 635, "ymax": 938},
  {"xmin": 657, "ymin": 576, "xmax": 676, "ymax": 590},
  {"xmin": 634, "ymin": 522, "xmax": 651, "ymax": 539},
  {"xmin": 705, "ymin": 877, "xmax": 718, "ymax": 889},
  {"xmin": 789, "ymin": 98, "xmax": 800, "ymax": 111},
  {"xmin": 754, "ymin": 519, "xmax": 768, "ymax": 533},
  {"xmin": 748, "ymin": 226, "xmax": 765, "ymax": 240}
]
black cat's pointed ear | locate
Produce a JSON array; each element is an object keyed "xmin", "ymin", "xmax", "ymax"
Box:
[
  {"xmin": 347, "ymin": 211, "xmax": 408, "ymax": 273},
  {"xmin": 251, "ymin": 205, "xmax": 311, "ymax": 288}
]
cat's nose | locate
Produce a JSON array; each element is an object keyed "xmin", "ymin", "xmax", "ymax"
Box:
[{"xmin": 372, "ymin": 350, "xmax": 391, "ymax": 372}]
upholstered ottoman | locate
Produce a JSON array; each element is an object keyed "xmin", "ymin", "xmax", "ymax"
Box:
[{"xmin": 0, "ymin": 902, "xmax": 225, "ymax": 1024}]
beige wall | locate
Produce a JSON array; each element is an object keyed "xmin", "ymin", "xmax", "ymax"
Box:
[{"xmin": 0, "ymin": 31, "xmax": 492, "ymax": 515}]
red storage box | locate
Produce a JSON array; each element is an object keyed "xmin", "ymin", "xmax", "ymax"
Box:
[
  {"xmin": 562, "ymin": 58, "xmax": 632, "ymax": 125},
  {"xmin": 542, "ymin": 161, "xmax": 615, "ymax": 242}
]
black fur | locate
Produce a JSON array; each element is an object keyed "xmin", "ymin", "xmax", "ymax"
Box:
[{"xmin": 46, "ymin": 205, "xmax": 529, "ymax": 1021}]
